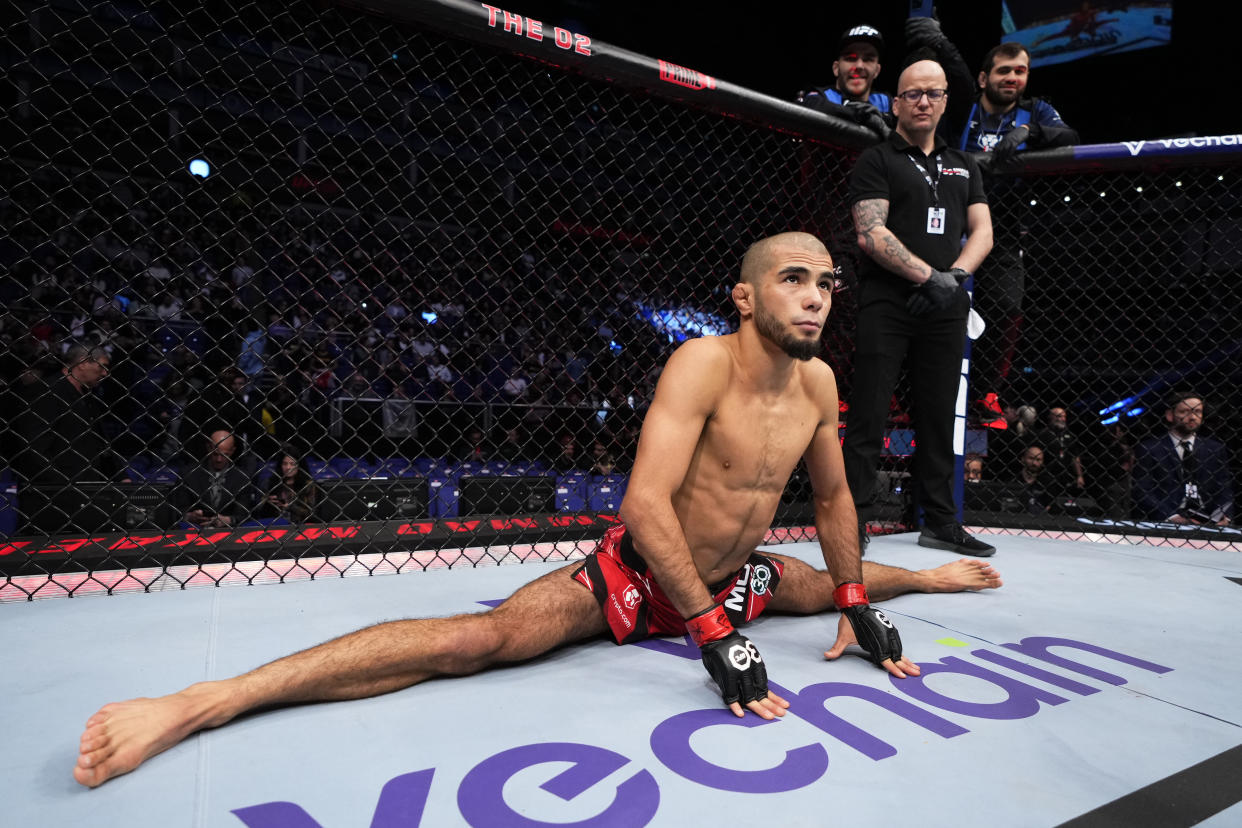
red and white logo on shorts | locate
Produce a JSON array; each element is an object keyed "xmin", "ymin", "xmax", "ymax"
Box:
[{"xmin": 622, "ymin": 585, "xmax": 642, "ymax": 609}]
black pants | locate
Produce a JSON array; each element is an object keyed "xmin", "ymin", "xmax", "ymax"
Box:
[{"xmin": 842, "ymin": 279, "xmax": 969, "ymax": 527}]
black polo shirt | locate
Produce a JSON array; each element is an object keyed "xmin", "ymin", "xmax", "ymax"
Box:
[{"xmin": 849, "ymin": 131, "xmax": 986, "ymax": 290}]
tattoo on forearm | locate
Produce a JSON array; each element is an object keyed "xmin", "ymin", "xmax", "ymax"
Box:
[
  {"xmin": 881, "ymin": 233, "xmax": 916, "ymax": 272},
  {"xmin": 852, "ymin": 199, "xmax": 888, "ymax": 234}
]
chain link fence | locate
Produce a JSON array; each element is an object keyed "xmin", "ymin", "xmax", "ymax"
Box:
[{"xmin": 2, "ymin": 0, "xmax": 1239, "ymax": 599}]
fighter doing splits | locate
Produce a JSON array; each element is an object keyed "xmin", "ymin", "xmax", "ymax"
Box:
[{"xmin": 74, "ymin": 232, "xmax": 1001, "ymax": 788}]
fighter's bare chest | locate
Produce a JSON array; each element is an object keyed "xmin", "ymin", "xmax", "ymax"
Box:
[{"xmin": 702, "ymin": 395, "xmax": 819, "ymax": 484}]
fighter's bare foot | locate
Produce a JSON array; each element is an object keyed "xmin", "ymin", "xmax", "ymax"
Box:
[
  {"xmin": 74, "ymin": 685, "xmax": 220, "ymax": 788},
  {"xmin": 919, "ymin": 558, "xmax": 1002, "ymax": 593}
]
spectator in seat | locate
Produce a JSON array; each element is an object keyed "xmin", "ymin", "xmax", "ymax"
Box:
[
  {"xmin": 1132, "ymin": 391, "xmax": 1233, "ymax": 526},
  {"xmin": 175, "ymin": 429, "xmax": 254, "ymax": 530},
  {"xmin": 11, "ymin": 344, "xmax": 126, "ymax": 533},
  {"xmin": 261, "ymin": 451, "xmax": 320, "ymax": 523},
  {"xmin": 1036, "ymin": 405, "xmax": 1085, "ymax": 496}
]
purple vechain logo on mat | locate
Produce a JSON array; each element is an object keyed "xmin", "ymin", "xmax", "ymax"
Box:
[{"xmin": 231, "ymin": 635, "xmax": 1171, "ymax": 827}]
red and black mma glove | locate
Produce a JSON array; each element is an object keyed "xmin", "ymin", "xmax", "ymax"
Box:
[
  {"xmin": 833, "ymin": 581, "xmax": 903, "ymax": 667},
  {"xmin": 685, "ymin": 604, "xmax": 768, "ymax": 706}
]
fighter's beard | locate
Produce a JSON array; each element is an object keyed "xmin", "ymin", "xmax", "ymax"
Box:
[{"xmin": 754, "ymin": 305, "xmax": 821, "ymax": 361}]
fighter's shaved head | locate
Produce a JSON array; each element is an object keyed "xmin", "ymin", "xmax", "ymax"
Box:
[{"xmin": 739, "ymin": 232, "xmax": 830, "ymax": 283}]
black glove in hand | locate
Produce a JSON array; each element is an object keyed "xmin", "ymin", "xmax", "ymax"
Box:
[
  {"xmin": 907, "ymin": 268, "xmax": 963, "ymax": 316},
  {"xmin": 904, "ymin": 16, "xmax": 945, "ymax": 50},
  {"xmin": 844, "ymin": 100, "xmax": 892, "ymax": 139},
  {"xmin": 700, "ymin": 631, "xmax": 768, "ymax": 706},
  {"xmin": 992, "ymin": 122, "xmax": 1043, "ymax": 163},
  {"xmin": 686, "ymin": 604, "xmax": 769, "ymax": 706},
  {"xmin": 841, "ymin": 604, "xmax": 904, "ymax": 667}
]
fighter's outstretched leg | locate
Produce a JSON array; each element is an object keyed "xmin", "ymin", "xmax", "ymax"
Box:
[
  {"xmin": 74, "ymin": 563, "xmax": 605, "ymax": 788},
  {"xmin": 764, "ymin": 554, "xmax": 1002, "ymax": 614}
]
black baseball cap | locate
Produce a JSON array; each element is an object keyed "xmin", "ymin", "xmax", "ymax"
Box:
[{"xmin": 837, "ymin": 24, "xmax": 884, "ymax": 57}]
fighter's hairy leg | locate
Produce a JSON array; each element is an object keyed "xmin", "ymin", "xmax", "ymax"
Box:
[
  {"xmin": 862, "ymin": 557, "xmax": 1002, "ymax": 600},
  {"xmin": 74, "ymin": 563, "xmax": 606, "ymax": 788},
  {"xmin": 763, "ymin": 553, "xmax": 1001, "ymax": 613}
]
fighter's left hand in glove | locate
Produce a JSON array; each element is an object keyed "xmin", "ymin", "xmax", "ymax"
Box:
[{"xmin": 824, "ymin": 581, "xmax": 921, "ymax": 678}]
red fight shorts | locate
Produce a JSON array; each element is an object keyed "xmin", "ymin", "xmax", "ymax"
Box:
[{"xmin": 572, "ymin": 523, "xmax": 784, "ymax": 645}]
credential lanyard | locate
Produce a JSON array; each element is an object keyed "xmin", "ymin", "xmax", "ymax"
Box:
[{"xmin": 907, "ymin": 152, "xmax": 943, "ymax": 207}]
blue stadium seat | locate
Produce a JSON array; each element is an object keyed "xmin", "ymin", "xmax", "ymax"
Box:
[
  {"xmin": 155, "ymin": 326, "xmax": 180, "ymax": 351},
  {"xmin": 428, "ymin": 476, "xmax": 460, "ymax": 518},
  {"xmin": 147, "ymin": 465, "xmax": 179, "ymax": 484},
  {"xmin": 0, "ymin": 468, "xmax": 16, "ymax": 537},
  {"xmin": 126, "ymin": 456, "xmax": 153, "ymax": 479},
  {"xmin": 307, "ymin": 459, "xmax": 338, "ymax": 480},
  {"xmin": 378, "ymin": 458, "xmax": 414, "ymax": 478},
  {"xmin": 555, "ymin": 472, "xmax": 589, "ymax": 512},
  {"xmin": 412, "ymin": 457, "xmax": 443, "ymax": 475},
  {"xmin": 587, "ymin": 474, "xmax": 627, "ymax": 511}
]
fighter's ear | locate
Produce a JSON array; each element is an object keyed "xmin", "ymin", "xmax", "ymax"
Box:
[{"xmin": 731, "ymin": 282, "xmax": 753, "ymax": 316}]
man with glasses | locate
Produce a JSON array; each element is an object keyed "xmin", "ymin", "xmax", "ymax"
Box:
[
  {"xmin": 842, "ymin": 56, "xmax": 997, "ymax": 557},
  {"xmin": 796, "ymin": 24, "xmax": 892, "ymax": 139},
  {"xmin": 1132, "ymin": 392, "xmax": 1233, "ymax": 526}
]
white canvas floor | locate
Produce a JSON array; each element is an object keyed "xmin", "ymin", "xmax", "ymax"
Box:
[{"xmin": 3, "ymin": 532, "xmax": 1241, "ymax": 827}]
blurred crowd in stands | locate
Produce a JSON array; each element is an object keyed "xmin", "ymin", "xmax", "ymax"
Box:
[{"xmin": 1, "ymin": 159, "xmax": 1233, "ymax": 535}]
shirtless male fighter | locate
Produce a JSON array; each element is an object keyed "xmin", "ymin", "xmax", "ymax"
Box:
[{"xmin": 74, "ymin": 232, "xmax": 1001, "ymax": 787}]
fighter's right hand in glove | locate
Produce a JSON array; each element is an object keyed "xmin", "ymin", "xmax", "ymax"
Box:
[
  {"xmin": 685, "ymin": 604, "xmax": 788, "ymax": 718},
  {"xmin": 907, "ymin": 267, "xmax": 967, "ymax": 316}
]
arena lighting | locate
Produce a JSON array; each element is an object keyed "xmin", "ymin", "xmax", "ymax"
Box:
[
  {"xmin": 1100, "ymin": 395, "xmax": 1139, "ymax": 416},
  {"xmin": 1126, "ymin": 407, "xmax": 1146, "ymax": 418},
  {"xmin": 1101, "ymin": 415, "xmax": 1120, "ymax": 426},
  {"xmin": 1029, "ymin": 199, "xmax": 1037, "ymax": 206},
  {"xmin": 634, "ymin": 303, "xmax": 730, "ymax": 343},
  {"xmin": 188, "ymin": 158, "xmax": 210, "ymax": 178},
  {"xmin": 421, "ymin": 311, "xmax": 438, "ymax": 324},
  {"xmin": 1063, "ymin": 196, "xmax": 1071, "ymax": 202}
]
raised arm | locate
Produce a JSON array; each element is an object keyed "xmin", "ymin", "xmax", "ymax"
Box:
[{"xmin": 853, "ymin": 197, "xmax": 934, "ymax": 284}]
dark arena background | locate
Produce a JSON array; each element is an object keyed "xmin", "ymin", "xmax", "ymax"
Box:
[
  {"xmin": 5, "ymin": 3, "xmax": 1242, "ymax": 826},
  {"xmin": 3, "ymin": 0, "xmax": 1240, "ymax": 597}
]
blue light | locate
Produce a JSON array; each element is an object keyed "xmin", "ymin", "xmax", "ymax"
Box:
[
  {"xmin": 1099, "ymin": 395, "xmax": 1138, "ymax": 416},
  {"xmin": 634, "ymin": 303, "xmax": 730, "ymax": 343},
  {"xmin": 609, "ymin": 340, "xmax": 622, "ymax": 355},
  {"xmin": 1125, "ymin": 407, "xmax": 1145, "ymax": 418},
  {"xmin": 188, "ymin": 158, "xmax": 210, "ymax": 178},
  {"xmin": 421, "ymin": 311, "xmax": 438, "ymax": 324},
  {"xmin": 1101, "ymin": 415, "xmax": 1120, "ymax": 426}
]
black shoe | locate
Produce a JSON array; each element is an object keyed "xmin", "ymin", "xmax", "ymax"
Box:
[
  {"xmin": 918, "ymin": 523, "xmax": 996, "ymax": 557},
  {"xmin": 858, "ymin": 518, "xmax": 869, "ymax": 557}
]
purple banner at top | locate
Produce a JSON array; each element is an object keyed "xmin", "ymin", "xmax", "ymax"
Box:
[{"xmin": 1073, "ymin": 134, "xmax": 1242, "ymax": 161}]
